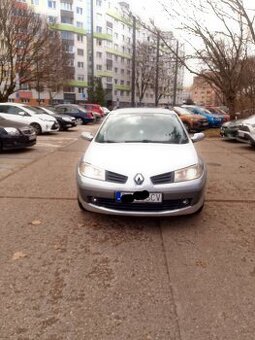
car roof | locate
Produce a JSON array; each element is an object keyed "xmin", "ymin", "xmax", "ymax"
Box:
[
  {"xmin": 110, "ymin": 108, "xmax": 176, "ymax": 115},
  {"xmin": 0, "ymin": 102, "xmax": 25, "ymax": 106}
]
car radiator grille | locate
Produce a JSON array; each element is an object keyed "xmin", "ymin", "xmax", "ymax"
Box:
[
  {"xmin": 105, "ymin": 171, "xmax": 128, "ymax": 184},
  {"xmin": 90, "ymin": 197, "xmax": 192, "ymax": 212},
  {"xmin": 150, "ymin": 172, "xmax": 174, "ymax": 184}
]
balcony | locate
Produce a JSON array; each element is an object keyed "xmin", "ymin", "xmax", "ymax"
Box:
[{"xmin": 50, "ymin": 23, "xmax": 86, "ymax": 35}]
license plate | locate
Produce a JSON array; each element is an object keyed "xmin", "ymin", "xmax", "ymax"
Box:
[
  {"xmin": 29, "ymin": 135, "xmax": 36, "ymax": 140},
  {"xmin": 116, "ymin": 192, "xmax": 162, "ymax": 203}
]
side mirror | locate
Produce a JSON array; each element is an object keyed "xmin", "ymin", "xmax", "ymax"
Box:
[
  {"xmin": 81, "ymin": 132, "xmax": 94, "ymax": 141},
  {"xmin": 18, "ymin": 111, "xmax": 26, "ymax": 116},
  {"xmin": 191, "ymin": 132, "xmax": 205, "ymax": 143}
]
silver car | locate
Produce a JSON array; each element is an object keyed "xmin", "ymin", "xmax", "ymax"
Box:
[{"xmin": 77, "ymin": 108, "xmax": 207, "ymax": 217}]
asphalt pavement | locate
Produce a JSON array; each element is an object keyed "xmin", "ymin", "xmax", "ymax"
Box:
[{"xmin": 0, "ymin": 125, "xmax": 255, "ymax": 340}]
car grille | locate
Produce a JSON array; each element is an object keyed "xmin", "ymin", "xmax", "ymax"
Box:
[
  {"xmin": 105, "ymin": 171, "xmax": 128, "ymax": 184},
  {"xmin": 89, "ymin": 197, "xmax": 192, "ymax": 212},
  {"xmin": 151, "ymin": 172, "xmax": 174, "ymax": 184}
]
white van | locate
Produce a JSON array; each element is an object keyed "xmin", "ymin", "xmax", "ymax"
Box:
[{"xmin": 0, "ymin": 103, "xmax": 59, "ymax": 134}]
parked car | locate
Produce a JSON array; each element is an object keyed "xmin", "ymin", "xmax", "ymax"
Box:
[
  {"xmin": 77, "ymin": 108, "xmax": 207, "ymax": 216},
  {"xmin": 237, "ymin": 115, "xmax": 255, "ymax": 146},
  {"xmin": 205, "ymin": 106, "xmax": 230, "ymax": 122},
  {"xmin": 55, "ymin": 104, "xmax": 95, "ymax": 125},
  {"xmin": 82, "ymin": 103, "xmax": 105, "ymax": 118},
  {"xmin": 33, "ymin": 106, "xmax": 77, "ymax": 131},
  {"xmin": 173, "ymin": 106, "xmax": 209, "ymax": 132},
  {"xmin": 102, "ymin": 107, "xmax": 110, "ymax": 116},
  {"xmin": 182, "ymin": 105, "xmax": 224, "ymax": 127},
  {"xmin": 220, "ymin": 119, "xmax": 245, "ymax": 140},
  {"xmin": 0, "ymin": 116, "xmax": 36, "ymax": 151},
  {"xmin": 0, "ymin": 103, "xmax": 59, "ymax": 135}
]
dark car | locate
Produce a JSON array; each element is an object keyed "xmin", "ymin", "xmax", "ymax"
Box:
[
  {"xmin": 0, "ymin": 116, "xmax": 36, "ymax": 151},
  {"xmin": 220, "ymin": 119, "xmax": 245, "ymax": 140},
  {"xmin": 33, "ymin": 106, "xmax": 77, "ymax": 131},
  {"xmin": 55, "ymin": 104, "xmax": 95, "ymax": 125}
]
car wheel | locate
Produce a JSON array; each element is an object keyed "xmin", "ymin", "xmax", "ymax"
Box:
[
  {"xmin": 76, "ymin": 118, "xmax": 83, "ymax": 125},
  {"xmin": 30, "ymin": 123, "xmax": 42, "ymax": 135}
]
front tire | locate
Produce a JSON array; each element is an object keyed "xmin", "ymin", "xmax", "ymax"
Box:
[
  {"xmin": 76, "ymin": 118, "xmax": 83, "ymax": 125},
  {"xmin": 30, "ymin": 123, "xmax": 42, "ymax": 135}
]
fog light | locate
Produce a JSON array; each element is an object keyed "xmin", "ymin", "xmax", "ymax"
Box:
[
  {"xmin": 182, "ymin": 199, "xmax": 190, "ymax": 206},
  {"xmin": 91, "ymin": 197, "xmax": 97, "ymax": 203}
]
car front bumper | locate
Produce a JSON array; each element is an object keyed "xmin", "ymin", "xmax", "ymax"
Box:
[
  {"xmin": 1, "ymin": 135, "xmax": 36, "ymax": 150},
  {"xmin": 77, "ymin": 170, "xmax": 207, "ymax": 217},
  {"xmin": 237, "ymin": 130, "xmax": 255, "ymax": 145}
]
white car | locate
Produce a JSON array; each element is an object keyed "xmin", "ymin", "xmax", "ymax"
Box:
[
  {"xmin": 237, "ymin": 115, "xmax": 255, "ymax": 147},
  {"xmin": 77, "ymin": 108, "xmax": 207, "ymax": 217},
  {"xmin": 0, "ymin": 103, "xmax": 59, "ymax": 134}
]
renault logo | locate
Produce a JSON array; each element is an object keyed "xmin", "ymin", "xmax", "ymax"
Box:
[{"xmin": 134, "ymin": 173, "xmax": 144, "ymax": 185}]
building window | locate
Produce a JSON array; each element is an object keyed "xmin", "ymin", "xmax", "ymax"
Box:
[
  {"xmin": 31, "ymin": 0, "xmax": 39, "ymax": 4},
  {"xmin": 77, "ymin": 75, "xmax": 84, "ymax": 81},
  {"xmin": 106, "ymin": 77, "xmax": 112, "ymax": 83},
  {"xmin": 77, "ymin": 49, "xmax": 84, "ymax": 56},
  {"xmin": 114, "ymin": 67, "xmax": 118, "ymax": 73},
  {"xmin": 106, "ymin": 65, "xmax": 112, "ymax": 71},
  {"xmin": 48, "ymin": 16, "xmax": 57, "ymax": 23},
  {"xmin": 96, "ymin": 65, "xmax": 102, "ymax": 70},
  {"xmin": 77, "ymin": 62, "xmax": 84, "ymax": 68},
  {"xmin": 96, "ymin": 0, "xmax": 102, "ymax": 6},
  {"xmin": 60, "ymin": 2, "xmax": 72, "ymax": 11},
  {"xmin": 48, "ymin": 0, "xmax": 56, "ymax": 9},
  {"xmin": 96, "ymin": 26, "xmax": 102, "ymax": 33},
  {"xmin": 78, "ymin": 88, "xmax": 84, "ymax": 93},
  {"xmin": 76, "ymin": 7, "xmax": 83, "ymax": 15},
  {"xmin": 121, "ymin": 69, "xmax": 124, "ymax": 75},
  {"xmin": 77, "ymin": 34, "xmax": 83, "ymax": 42},
  {"xmin": 96, "ymin": 51, "xmax": 102, "ymax": 58},
  {"xmin": 96, "ymin": 39, "xmax": 102, "ymax": 46},
  {"xmin": 76, "ymin": 22, "xmax": 83, "ymax": 28}
]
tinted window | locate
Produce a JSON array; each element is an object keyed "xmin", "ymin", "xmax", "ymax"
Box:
[
  {"xmin": 96, "ymin": 113, "xmax": 189, "ymax": 144},
  {"xmin": 0, "ymin": 106, "xmax": 9, "ymax": 113}
]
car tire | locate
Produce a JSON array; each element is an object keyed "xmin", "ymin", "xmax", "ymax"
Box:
[
  {"xmin": 76, "ymin": 118, "xmax": 83, "ymax": 125},
  {"xmin": 30, "ymin": 123, "xmax": 42, "ymax": 135}
]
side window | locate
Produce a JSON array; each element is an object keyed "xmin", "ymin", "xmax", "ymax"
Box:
[
  {"xmin": 56, "ymin": 108, "xmax": 65, "ymax": 114},
  {"xmin": 70, "ymin": 107, "xmax": 79, "ymax": 114},
  {"xmin": 0, "ymin": 106, "xmax": 8, "ymax": 113},
  {"xmin": 6, "ymin": 106, "xmax": 21, "ymax": 115}
]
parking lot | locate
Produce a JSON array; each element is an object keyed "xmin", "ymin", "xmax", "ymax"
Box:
[{"xmin": 0, "ymin": 125, "xmax": 255, "ymax": 339}]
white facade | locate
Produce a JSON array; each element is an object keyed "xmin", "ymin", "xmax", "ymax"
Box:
[{"xmin": 9, "ymin": 0, "xmax": 184, "ymax": 106}]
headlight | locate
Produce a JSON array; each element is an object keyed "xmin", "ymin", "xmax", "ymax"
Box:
[
  {"xmin": 63, "ymin": 117, "xmax": 72, "ymax": 122},
  {"xmin": 3, "ymin": 127, "xmax": 20, "ymax": 136},
  {"xmin": 78, "ymin": 162, "xmax": 105, "ymax": 181},
  {"xmin": 175, "ymin": 163, "xmax": 204, "ymax": 182}
]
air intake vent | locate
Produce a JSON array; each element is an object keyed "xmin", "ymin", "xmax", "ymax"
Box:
[
  {"xmin": 106, "ymin": 171, "xmax": 128, "ymax": 184},
  {"xmin": 151, "ymin": 172, "xmax": 174, "ymax": 185}
]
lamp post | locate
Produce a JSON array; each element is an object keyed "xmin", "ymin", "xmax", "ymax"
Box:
[
  {"xmin": 155, "ymin": 31, "xmax": 160, "ymax": 107},
  {"xmin": 172, "ymin": 40, "xmax": 179, "ymax": 106},
  {"xmin": 131, "ymin": 14, "xmax": 136, "ymax": 107},
  {"xmin": 90, "ymin": 0, "xmax": 94, "ymax": 95}
]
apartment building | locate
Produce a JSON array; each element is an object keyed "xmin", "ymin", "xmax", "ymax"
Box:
[
  {"xmin": 9, "ymin": 0, "xmax": 184, "ymax": 107},
  {"xmin": 191, "ymin": 75, "xmax": 222, "ymax": 107}
]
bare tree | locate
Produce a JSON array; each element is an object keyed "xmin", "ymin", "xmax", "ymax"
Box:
[
  {"xmin": 0, "ymin": 0, "xmax": 71, "ymax": 102},
  {"xmin": 135, "ymin": 40, "xmax": 156, "ymax": 104},
  {"xmin": 152, "ymin": 0, "xmax": 250, "ymax": 114}
]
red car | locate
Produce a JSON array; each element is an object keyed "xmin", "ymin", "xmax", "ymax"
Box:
[{"xmin": 82, "ymin": 104, "xmax": 104, "ymax": 118}]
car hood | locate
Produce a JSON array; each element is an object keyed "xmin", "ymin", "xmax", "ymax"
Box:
[
  {"xmin": 0, "ymin": 117, "xmax": 29, "ymax": 128},
  {"xmin": 82, "ymin": 142, "xmax": 200, "ymax": 176}
]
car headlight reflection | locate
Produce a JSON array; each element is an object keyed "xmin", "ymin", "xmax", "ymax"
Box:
[
  {"xmin": 79, "ymin": 162, "xmax": 105, "ymax": 181},
  {"xmin": 175, "ymin": 163, "xmax": 204, "ymax": 182},
  {"xmin": 3, "ymin": 127, "xmax": 21, "ymax": 136}
]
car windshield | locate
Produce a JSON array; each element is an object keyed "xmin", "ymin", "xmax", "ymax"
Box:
[
  {"xmin": 34, "ymin": 107, "xmax": 51, "ymax": 115},
  {"xmin": 95, "ymin": 113, "xmax": 189, "ymax": 144},
  {"xmin": 22, "ymin": 105, "xmax": 42, "ymax": 115}
]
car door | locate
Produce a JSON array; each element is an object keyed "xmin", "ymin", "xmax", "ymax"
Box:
[{"xmin": 0, "ymin": 105, "xmax": 31, "ymax": 124}]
